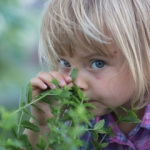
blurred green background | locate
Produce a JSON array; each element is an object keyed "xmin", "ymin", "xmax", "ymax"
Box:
[{"xmin": 0, "ymin": 0, "xmax": 46, "ymax": 109}]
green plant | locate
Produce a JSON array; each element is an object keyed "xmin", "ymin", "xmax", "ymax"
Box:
[{"xmin": 0, "ymin": 68, "xmax": 141, "ymax": 150}]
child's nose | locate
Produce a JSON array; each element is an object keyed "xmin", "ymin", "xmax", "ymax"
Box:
[{"xmin": 74, "ymin": 71, "xmax": 88, "ymax": 91}]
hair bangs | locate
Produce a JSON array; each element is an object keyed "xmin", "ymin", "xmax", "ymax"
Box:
[{"xmin": 51, "ymin": 28, "xmax": 111, "ymax": 58}]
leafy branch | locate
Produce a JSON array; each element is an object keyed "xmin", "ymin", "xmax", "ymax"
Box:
[{"xmin": 0, "ymin": 68, "xmax": 141, "ymax": 150}]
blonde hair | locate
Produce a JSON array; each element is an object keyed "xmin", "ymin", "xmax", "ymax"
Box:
[{"xmin": 39, "ymin": 0, "xmax": 150, "ymax": 109}]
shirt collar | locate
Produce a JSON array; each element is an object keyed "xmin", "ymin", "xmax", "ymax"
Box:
[{"xmin": 140, "ymin": 103, "xmax": 150, "ymax": 130}]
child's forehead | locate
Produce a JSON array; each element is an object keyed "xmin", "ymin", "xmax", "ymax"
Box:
[{"xmin": 56, "ymin": 42, "xmax": 116, "ymax": 58}]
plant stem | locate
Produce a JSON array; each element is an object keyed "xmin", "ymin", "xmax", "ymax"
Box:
[
  {"xmin": 13, "ymin": 93, "xmax": 58, "ymax": 114},
  {"xmin": 99, "ymin": 133, "xmax": 107, "ymax": 145},
  {"xmin": 17, "ymin": 111, "xmax": 24, "ymax": 134}
]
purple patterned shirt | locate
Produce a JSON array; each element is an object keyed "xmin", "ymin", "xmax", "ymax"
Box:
[{"xmin": 80, "ymin": 103, "xmax": 150, "ymax": 150}]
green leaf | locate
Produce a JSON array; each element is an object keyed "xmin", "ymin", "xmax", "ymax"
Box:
[
  {"xmin": 20, "ymin": 101, "xmax": 25, "ymax": 108},
  {"xmin": 100, "ymin": 142, "xmax": 108, "ymax": 148},
  {"xmin": 118, "ymin": 106, "xmax": 128, "ymax": 112},
  {"xmin": 59, "ymin": 113, "xmax": 71, "ymax": 122},
  {"xmin": 22, "ymin": 107, "xmax": 38, "ymax": 123},
  {"xmin": 92, "ymin": 131, "xmax": 98, "ymax": 140},
  {"xmin": 94, "ymin": 120, "xmax": 108, "ymax": 134},
  {"xmin": 36, "ymin": 135, "xmax": 47, "ymax": 149},
  {"xmin": 63, "ymin": 100, "xmax": 79, "ymax": 108},
  {"xmin": 60, "ymin": 87, "xmax": 72, "ymax": 99},
  {"xmin": 36, "ymin": 89, "xmax": 60, "ymax": 100},
  {"xmin": 21, "ymin": 121, "xmax": 39, "ymax": 132},
  {"xmin": 70, "ymin": 68, "xmax": 78, "ymax": 81},
  {"xmin": 26, "ymin": 82, "xmax": 32, "ymax": 103},
  {"xmin": 5, "ymin": 139, "xmax": 23, "ymax": 149},
  {"xmin": 105, "ymin": 127, "xmax": 114, "ymax": 137},
  {"xmin": 73, "ymin": 139, "xmax": 83, "ymax": 147},
  {"xmin": 127, "ymin": 109, "xmax": 137, "ymax": 117},
  {"xmin": 77, "ymin": 89, "xmax": 85, "ymax": 100},
  {"xmin": 11, "ymin": 126, "xmax": 17, "ymax": 139},
  {"xmin": 91, "ymin": 140, "xmax": 99, "ymax": 149},
  {"xmin": 31, "ymin": 103, "xmax": 45, "ymax": 113},
  {"xmin": 70, "ymin": 125, "xmax": 85, "ymax": 138},
  {"xmin": 0, "ymin": 107, "xmax": 18, "ymax": 130},
  {"xmin": 76, "ymin": 105, "xmax": 86, "ymax": 116},
  {"xmin": 39, "ymin": 97, "xmax": 52, "ymax": 105},
  {"xmin": 71, "ymin": 96, "xmax": 81, "ymax": 104},
  {"xmin": 18, "ymin": 134, "xmax": 33, "ymax": 150},
  {"xmin": 108, "ymin": 107, "xmax": 120, "ymax": 118},
  {"xmin": 63, "ymin": 85, "xmax": 70, "ymax": 91},
  {"xmin": 120, "ymin": 116, "xmax": 141, "ymax": 123},
  {"xmin": 94, "ymin": 120, "xmax": 105, "ymax": 130},
  {"xmin": 83, "ymin": 103, "xmax": 96, "ymax": 109},
  {"xmin": 51, "ymin": 78, "xmax": 59, "ymax": 87},
  {"xmin": 19, "ymin": 87, "xmax": 24, "ymax": 109}
]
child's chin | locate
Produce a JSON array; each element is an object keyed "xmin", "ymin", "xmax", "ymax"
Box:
[{"xmin": 89, "ymin": 108, "xmax": 111, "ymax": 117}]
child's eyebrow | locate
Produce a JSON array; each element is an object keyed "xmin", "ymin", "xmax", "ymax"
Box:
[
  {"xmin": 82, "ymin": 53, "xmax": 106, "ymax": 58},
  {"xmin": 82, "ymin": 53, "xmax": 98, "ymax": 58},
  {"xmin": 82, "ymin": 51, "xmax": 114, "ymax": 58}
]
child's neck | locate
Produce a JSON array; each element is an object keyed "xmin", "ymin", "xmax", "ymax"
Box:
[{"xmin": 112, "ymin": 107, "xmax": 146, "ymax": 136}]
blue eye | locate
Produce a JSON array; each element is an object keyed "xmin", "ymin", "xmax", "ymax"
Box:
[
  {"xmin": 91, "ymin": 60, "xmax": 105, "ymax": 69},
  {"xmin": 59, "ymin": 59, "xmax": 71, "ymax": 67}
]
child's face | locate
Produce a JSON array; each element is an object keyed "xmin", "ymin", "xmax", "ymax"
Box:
[{"xmin": 58, "ymin": 43, "xmax": 135, "ymax": 116}]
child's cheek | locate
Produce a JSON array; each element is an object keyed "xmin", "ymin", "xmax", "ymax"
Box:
[
  {"xmin": 93, "ymin": 73, "xmax": 106, "ymax": 80},
  {"xmin": 114, "ymin": 51, "xmax": 117, "ymax": 54},
  {"xmin": 95, "ymin": 76, "xmax": 101, "ymax": 80}
]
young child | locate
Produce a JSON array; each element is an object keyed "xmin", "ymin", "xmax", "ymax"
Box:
[{"xmin": 24, "ymin": 0, "xmax": 150, "ymax": 149}]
